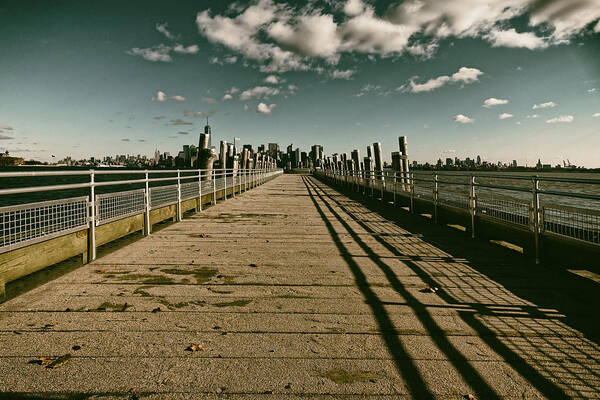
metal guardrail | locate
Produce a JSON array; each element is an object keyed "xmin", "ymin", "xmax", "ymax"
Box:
[
  {"xmin": 0, "ymin": 168, "xmax": 283, "ymax": 258},
  {"xmin": 0, "ymin": 196, "xmax": 89, "ymax": 253},
  {"xmin": 318, "ymin": 168, "xmax": 600, "ymax": 263}
]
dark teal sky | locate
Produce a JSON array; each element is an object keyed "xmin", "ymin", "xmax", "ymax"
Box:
[{"xmin": 1, "ymin": 0, "xmax": 599, "ymax": 166}]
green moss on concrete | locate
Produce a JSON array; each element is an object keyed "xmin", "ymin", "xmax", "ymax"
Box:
[
  {"xmin": 315, "ymin": 368, "xmax": 381, "ymax": 384},
  {"xmin": 158, "ymin": 299, "xmax": 206, "ymax": 310},
  {"xmin": 91, "ymin": 302, "xmax": 131, "ymax": 312},
  {"xmin": 160, "ymin": 267, "xmax": 218, "ymax": 284},
  {"xmin": 212, "ymin": 299, "xmax": 252, "ymax": 308}
]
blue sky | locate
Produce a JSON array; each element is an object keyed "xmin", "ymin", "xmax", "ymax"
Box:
[{"xmin": 1, "ymin": 0, "xmax": 599, "ymax": 166}]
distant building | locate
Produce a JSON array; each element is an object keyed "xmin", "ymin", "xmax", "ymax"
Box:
[{"xmin": 268, "ymin": 143, "xmax": 279, "ymax": 159}]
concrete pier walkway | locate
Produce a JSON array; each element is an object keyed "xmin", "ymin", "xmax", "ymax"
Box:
[{"xmin": 1, "ymin": 174, "xmax": 599, "ymax": 399}]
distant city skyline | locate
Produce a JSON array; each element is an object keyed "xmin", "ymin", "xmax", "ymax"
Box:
[{"xmin": 1, "ymin": 1, "xmax": 599, "ymax": 167}]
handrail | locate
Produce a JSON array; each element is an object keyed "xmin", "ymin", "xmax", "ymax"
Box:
[
  {"xmin": 317, "ymin": 167, "xmax": 600, "ymax": 264},
  {"xmin": 0, "ymin": 167, "xmax": 284, "ymax": 262}
]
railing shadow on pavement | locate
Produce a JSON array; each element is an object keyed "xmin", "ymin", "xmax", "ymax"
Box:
[{"xmin": 303, "ymin": 175, "xmax": 600, "ymax": 399}]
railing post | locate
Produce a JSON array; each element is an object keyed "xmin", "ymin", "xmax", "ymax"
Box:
[
  {"xmin": 469, "ymin": 175, "xmax": 476, "ymax": 239},
  {"xmin": 532, "ymin": 176, "xmax": 541, "ymax": 264},
  {"xmin": 144, "ymin": 170, "xmax": 151, "ymax": 235},
  {"xmin": 176, "ymin": 170, "xmax": 182, "ymax": 221},
  {"xmin": 410, "ymin": 172, "xmax": 415, "ymax": 214},
  {"xmin": 198, "ymin": 169, "xmax": 202, "ymax": 212},
  {"xmin": 212, "ymin": 170, "xmax": 217, "ymax": 205},
  {"xmin": 86, "ymin": 169, "xmax": 96, "ymax": 263},
  {"xmin": 223, "ymin": 168, "xmax": 227, "ymax": 200},
  {"xmin": 232, "ymin": 168, "xmax": 235, "ymax": 198},
  {"xmin": 433, "ymin": 174, "xmax": 438, "ymax": 224},
  {"xmin": 380, "ymin": 171, "xmax": 384, "ymax": 202},
  {"xmin": 393, "ymin": 172, "xmax": 397, "ymax": 206}
]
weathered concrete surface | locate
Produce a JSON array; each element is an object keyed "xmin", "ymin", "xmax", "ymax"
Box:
[{"xmin": 0, "ymin": 174, "xmax": 599, "ymax": 399}]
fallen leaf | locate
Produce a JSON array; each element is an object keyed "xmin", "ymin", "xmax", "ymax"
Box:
[
  {"xmin": 72, "ymin": 345, "xmax": 81, "ymax": 351},
  {"xmin": 46, "ymin": 354, "xmax": 72, "ymax": 369},
  {"xmin": 28, "ymin": 356, "xmax": 53, "ymax": 366},
  {"xmin": 186, "ymin": 344, "xmax": 205, "ymax": 352},
  {"xmin": 249, "ymin": 263, "xmax": 257, "ymax": 268},
  {"xmin": 152, "ymin": 307, "xmax": 161, "ymax": 313}
]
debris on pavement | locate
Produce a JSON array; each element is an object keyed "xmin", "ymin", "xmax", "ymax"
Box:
[{"xmin": 186, "ymin": 344, "xmax": 205, "ymax": 352}]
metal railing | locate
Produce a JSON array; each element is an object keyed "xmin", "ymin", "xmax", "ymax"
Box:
[
  {"xmin": 0, "ymin": 168, "xmax": 283, "ymax": 258},
  {"xmin": 318, "ymin": 168, "xmax": 600, "ymax": 263}
]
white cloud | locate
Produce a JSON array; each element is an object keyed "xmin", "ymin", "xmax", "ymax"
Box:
[
  {"xmin": 527, "ymin": 114, "xmax": 540, "ymax": 119},
  {"xmin": 485, "ymin": 28, "xmax": 548, "ymax": 50},
  {"xmin": 409, "ymin": 75, "xmax": 451, "ymax": 93},
  {"xmin": 256, "ymin": 102, "xmax": 276, "ymax": 114},
  {"xmin": 546, "ymin": 115, "xmax": 573, "ymax": 123},
  {"xmin": 222, "ymin": 94, "xmax": 233, "ymax": 101},
  {"xmin": 229, "ymin": 86, "xmax": 240, "ymax": 94},
  {"xmin": 483, "ymin": 97, "xmax": 508, "ymax": 107},
  {"xmin": 152, "ymin": 91, "xmax": 186, "ymax": 102},
  {"xmin": 224, "ymin": 55, "xmax": 238, "ymax": 63},
  {"xmin": 196, "ymin": 2, "xmax": 308, "ymax": 73},
  {"xmin": 268, "ymin": 14, "xmax": 341, "ymax": 59},
  {"xmin": 402, "ymin": 66, "xmax": 483, "ymax": 93},
  {"xmin": 173, "ymin": 44, "xmax": 199, "ymax": 54},
  {"xmin": 193, "ymin": 0, "xmax": 599, "ymax": 74},
  {"xmin": 344, "ymin": 0, "xmax": 365, "ymax": 17},
  {"xmin": 128, "ymin": 45, "xmax": 172, "ymax": 62},
  {"xmin": 264, "ymin": 74, "xmax": 280, "ymax": 84},
  {"xmin": 533, "ymin": 101, "xmax": 556, "ymax": 109},
  {"xmin": 0, "ymin": 125, "xmax": 13, "ymax": 130},
  {"xmin": 331, "ymin": 69, "xmax": 355, "ymax": 79},
  {"xmin": 156, "ymin": 23, "xmax": 176, "ymax": 40},
  {"xmin": 588, "ymin": 88, "xmax": 597, "ymax": 93},
  {"xmin": 451, "ymin": 67, "xmax": 483, "ymax": 83},
  {"xmin": 454, "ymin": 114, "xmax": 474, "ymax": 124},
  {"xmin": 593, "ymin": 113, "xmax": 600, "ymax": 117},
  {"xmin": 239, "ymin": 86, "xmax": 280, "ymax": 100},
  {"xmin": 499, "ymin": 113, "xmax": 514, "ymax": 119},
  {"xmin": 244, "ymin": 104, "xmax": 249, "ymax": 111}
]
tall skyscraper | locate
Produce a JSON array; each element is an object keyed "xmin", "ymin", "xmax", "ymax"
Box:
[
  {"xmin": 234, "ymin": 137, "xmax": 241, "ymax": 154},
  {"xmin": 204, "ymin": 118, "xmax": 212, "ymax": 148}
]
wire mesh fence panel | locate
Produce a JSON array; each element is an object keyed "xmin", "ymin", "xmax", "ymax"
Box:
[
  {"xmin": 97, "ymin": 189, "xmax": 145, "ymax": 225},
  {"xmin": 543, "ymin": 205, "xmax": 600, "ymax": 245},
  {"xmin": 413, "ymin": 179, "xmax": 434, "ymax": 199},
  {"xmin": 180, "ymin": 182, "xmax": 200, "ymax": 201},
  {"xmin": 200, "ymin": 180, "xmax": 214, "ymax": 195},
  {"xmin": 477, "ymin": 194, "xmax": 530, "ymax": 226},
  {"xmin": 214, "ymin": 177, "xmax": 225, "ymax": 191},
  {"xmin": 150, "ymin": 185, "xmax": 178, "ymax": 208},
  {"xmin": 438, "ymin": 186, "xmax": 470, "ymax": 210},
  {"xmin": 0, "ymin": 196, "xmax": 88, "ymax": 253}
]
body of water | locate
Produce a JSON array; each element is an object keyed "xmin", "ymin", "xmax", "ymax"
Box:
[{"xmin": 1, "ymin": 167, "xmax": 599, "ymax": 211}]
